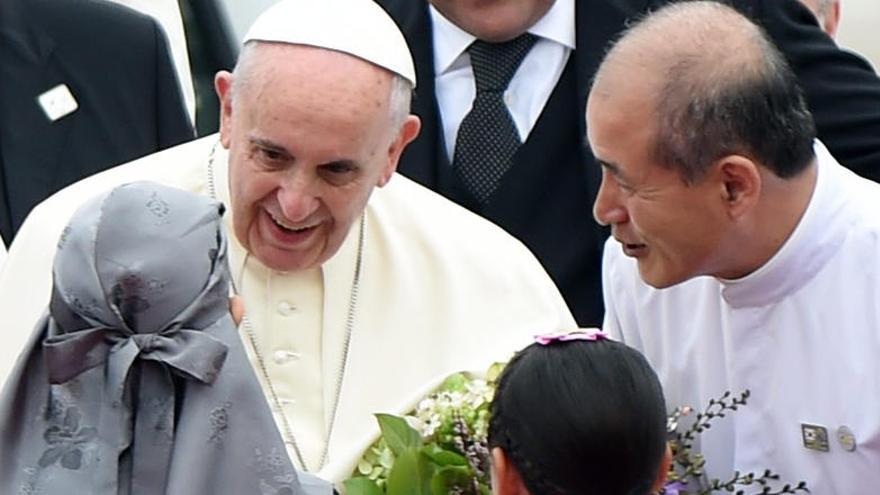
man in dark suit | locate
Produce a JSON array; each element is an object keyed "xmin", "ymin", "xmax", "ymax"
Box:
[
  {"xmin": 376, "ymin": 0, "xmax": 880, "ymax": 326},
  {"xmin": 0, "ymin": 0, "xmax": 193, "ymax": 242}
]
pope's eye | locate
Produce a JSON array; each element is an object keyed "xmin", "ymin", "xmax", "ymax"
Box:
[
  {"xmin": 260, "ymin": 148, "xmax": 283, "ymax": 161},
  {"xmin": 323, "ymin": 162, "xmax": 355, "ymax": 175}
]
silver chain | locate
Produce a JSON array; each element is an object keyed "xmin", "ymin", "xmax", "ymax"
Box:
[{"xmin": 207, "ymin": 139, "xmax": 364, "ymax": 472}]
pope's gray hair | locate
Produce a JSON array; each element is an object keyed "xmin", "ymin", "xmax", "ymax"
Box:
[{"xmin": 231, "ymin": 41, "xmax": 413, "ymax": 134}]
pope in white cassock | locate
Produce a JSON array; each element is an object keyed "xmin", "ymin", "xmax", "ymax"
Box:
[
  {"xmin": 591, "ymin": 3, "xmax": 880, "ymax": 494},
  {"xmin": 0, "ymin": 0, "xmax": 575, "ymax": 484}
]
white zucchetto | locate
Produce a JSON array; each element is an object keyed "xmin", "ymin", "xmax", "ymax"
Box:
[{"xmin": 243, "ymin": 0, "xmax": 417, "ymax": 87}]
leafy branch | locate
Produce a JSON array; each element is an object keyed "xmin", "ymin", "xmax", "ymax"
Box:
[{"xmin": 665, "ymin": 390, "xmax": 809, "ymax": 495}]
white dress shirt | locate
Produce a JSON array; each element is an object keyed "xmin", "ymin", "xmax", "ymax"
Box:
[
  {"xmin": 0, "ymin": 234, "xmax": 6, "ymax": 270},
  {"xmin": 603, "ymin": 141, "xmax": 880, "ymax": 493},
  {"xmin": 430, "ymin": 0, "xmax": 575, "ymax": 162}
]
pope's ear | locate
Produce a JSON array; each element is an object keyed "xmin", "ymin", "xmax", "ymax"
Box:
[
  {"xmin": 491, "ymin": 447, "xmax": 529, "ymax": 495},
  {"xmin": 715, "ymin": 155, "xmax": 761, "ymax": 219},
  {"xmin": 378, "ymin": 115, "xmax": 421, "ymax": 187},
  {"xmin": 214, "ymin": 71, "xmax": 234, "ymax": 149}
]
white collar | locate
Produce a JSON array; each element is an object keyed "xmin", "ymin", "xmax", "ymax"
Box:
[
  {"xmin": 719, "ymin": 140, "xmax": 853, "ymax": 308},
  {"xmin": 429, "ymin": 0, "xmax": 575, "ymax": 76}
]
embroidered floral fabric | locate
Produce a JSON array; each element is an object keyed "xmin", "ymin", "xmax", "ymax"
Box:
[{"xmin": 0, "ymin": 182, "xmax": 330, "ymax": 494}]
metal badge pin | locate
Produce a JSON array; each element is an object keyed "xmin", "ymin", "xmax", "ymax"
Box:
[
  {"xmin": 801, "ymin": 423, "xmax": 830, "ymax": 452},
  {"xmin": 37, "ymin": 84, "xmax": 79, "ymax": 122},
  {"xmin": 837, "ymin": 425, "xmax": 857, "ymax": 452}
]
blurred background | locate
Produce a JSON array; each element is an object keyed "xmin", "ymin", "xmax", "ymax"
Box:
[{"xmin": 837, "ymin": 0, "xmax": 879, "ymax": 71}]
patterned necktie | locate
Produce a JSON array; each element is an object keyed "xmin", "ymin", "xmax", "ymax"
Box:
[{"xmin": 453, "ymin": 33, "xmax": 537, "ymax": 204}]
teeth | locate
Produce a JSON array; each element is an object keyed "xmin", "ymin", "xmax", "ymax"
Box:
[{"xmin": 270, "ymin": 213, "xmax": 314, "ymax": 232}]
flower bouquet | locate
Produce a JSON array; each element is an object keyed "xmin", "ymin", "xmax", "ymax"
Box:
[{"xmin": 343, "ymin": 366, "xmax": 809, "ymax": 495}]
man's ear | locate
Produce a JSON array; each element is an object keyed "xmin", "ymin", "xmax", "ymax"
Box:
[
  {"xmin": 378, "ymin": 115, "xmax": 421, "ymax": 187},
  {"xmin": 491, "ymin": 447, "xmax": 529, "ymax": 495},
  {"xmin": 715, "ymin": 155, "xmax": 761, "ymax": 220},
  {"xmin": 824, "ymin": 1, "xmax": 841, "ymax": 38},
  {"xmin": 214, "ymin": 70, "xmax": 234, "ymax": 149},
  {"xmin": 650, "ymin": 444, "xmax": 673, "ymax": 494}
]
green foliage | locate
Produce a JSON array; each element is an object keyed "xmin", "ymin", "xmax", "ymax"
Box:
[
  {"xmin": 664, "ymin": 390, "xmax": 810, "ymax": 495},
  {"xmin": 345, "ymin": 371, "xmax": 494, "ymax": 494},
  {"xmin": 376, "ymin": 414, "xmax": 421, "ymax": 456}
]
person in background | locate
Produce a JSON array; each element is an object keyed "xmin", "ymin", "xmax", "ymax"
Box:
[
  {"xmin": 0, "ymin": 0, "xmax": 575, "ymax": 484},
  {"xmin": 0, "ymin": 0, "xmax": 193, "ymax": 242},
  {"xmin": 111, "ymin": 0, "xmax": 198, "ymax": 121},
  {"xmin": 376, "ymin": 0, "xmax": 880, "ymax": 328},
  {"xmin": 489, "ymin": 329, "xmax": 669, "ymax": 495},
  {"xmin": 798, "ymin": 0, "xmax": 841, "ymax": 38},
  {"xmin": 593, "ymin": 2, "xmax": 880, "ymax": 492}
]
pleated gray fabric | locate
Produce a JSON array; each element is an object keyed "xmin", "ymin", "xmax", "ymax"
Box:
[{"xmin": 0, "ymin": 181, "xmax": 331, "ymax": 495}]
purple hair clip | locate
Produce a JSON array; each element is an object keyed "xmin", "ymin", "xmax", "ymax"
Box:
[{"xmin": 534, "ymin": 328, "xmax": 609, "ymax": 346}]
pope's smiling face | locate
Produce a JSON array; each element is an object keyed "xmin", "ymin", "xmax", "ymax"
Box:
[{"xmin": 216, "ymin": 44, "xmax": 408, "ymax": 272}]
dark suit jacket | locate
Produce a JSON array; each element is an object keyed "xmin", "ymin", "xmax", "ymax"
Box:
[
  {"xmin": 377, "ymin": 0, "xmax": 880, "ymax": 326},
  {"xmin": 0, "ymin": 0, "xmax": 193, "ymax": 242}
]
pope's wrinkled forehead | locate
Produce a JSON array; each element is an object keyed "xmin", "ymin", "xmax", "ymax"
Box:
[{"xmin": 243, "ymin": 0, "xmax": 416, "ymax": 88}]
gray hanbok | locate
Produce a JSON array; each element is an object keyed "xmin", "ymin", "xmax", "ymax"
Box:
[{"xmin": 0, "ymin": 182, "xmax": 332, "ymax": 495}]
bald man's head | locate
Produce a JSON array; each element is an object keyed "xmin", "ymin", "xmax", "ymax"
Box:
[{"xmin": 589, "ymin": 1, "xmax": 815, "ymax": 183}]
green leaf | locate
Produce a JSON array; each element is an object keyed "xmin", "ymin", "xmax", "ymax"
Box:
[
  {"xmin": 421, "ymin": 444, "xmax": 468, "ymax": 467},
  {"xmin": 343, "ymin": 477, "xmax": 384, "ymax": 495},
  {"xmin": 440, "ymin": 373, "xmax": 468, "ymax": 392},
  {"xmin": 430, "ymin": 465, "xmax": 474, "ymax": 494},
  {"xmin": 386, "ymin": 448, "xmax": 434, "ymax": 495},
  {"xmin": 376, "ymin": 414, "xmax": 422, "ymax": 456},
  {"xmin": 485, "ymin": 362, "xmax": 506, "ymax": 383}
]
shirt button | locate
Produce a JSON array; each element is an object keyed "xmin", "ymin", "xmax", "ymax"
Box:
[
  {"xmin": 277, "ymin": 301, "xmax": 296, "ymax": 316},
  {"xmin": 273, "ymin": 349, "xmax": 300, "ymax": 365},
  {"xmin": 504, "ymin": 93, "xmax": 514, "ymax": 106}
]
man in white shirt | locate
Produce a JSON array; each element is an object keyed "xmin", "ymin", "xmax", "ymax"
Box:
[
  {"xmin": 592, "ymin": 2, "xmax": 880, "ymax": 493},
  {"xmin": 0, "ymin": 0, "xmax": 575, "ymax": 485}
]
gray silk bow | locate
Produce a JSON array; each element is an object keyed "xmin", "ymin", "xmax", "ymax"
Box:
[{"xmin": 0, "ymin": 182, "xmax": 330, "ymax": 495}]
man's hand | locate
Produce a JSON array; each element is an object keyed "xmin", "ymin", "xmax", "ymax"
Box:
[{"xmin": 230, "ymin": 296, "xmax": 245, "ymax": 326}]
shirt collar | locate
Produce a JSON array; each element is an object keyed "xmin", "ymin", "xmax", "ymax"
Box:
[
  {"xmin": 429, "ymin": 0, "xmax": 575, "ymax": 76},
  {"xmin": 719, "ymin": 140, "xmax": 852, "ymax": 308}
]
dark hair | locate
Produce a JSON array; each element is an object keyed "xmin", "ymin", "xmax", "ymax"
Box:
[
  {"xmin": 651, "ymin": 4, "xmax": 817, "ymax": 182},
  {"xmin": 488, "ymin": 338, "xmax": 667, "ymax": 495}
]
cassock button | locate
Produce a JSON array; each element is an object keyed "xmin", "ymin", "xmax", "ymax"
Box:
[
  {"xmin": 273, "ymin": 349, "xmax": 300, "ymax": 364},
  {"xmin": 277, "ymin": 301, "xmax": 296, "ymax": 316},
  {"xmin": 837, "ymin": 425, "xmax": 857, "ymax": 452},
  {"xmin": 801, "ymin": 423, "xmax": 830, "ymax": 452}
]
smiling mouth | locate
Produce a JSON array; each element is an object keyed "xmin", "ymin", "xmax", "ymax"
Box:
[{"xmin": 269, "ymin": 212, "xmax": 318, "ymax": 234}]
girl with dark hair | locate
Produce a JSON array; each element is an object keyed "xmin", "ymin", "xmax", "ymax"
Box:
[{"xmin": 488, "ymin": 329, "xmax": 671, "ymax": 495}]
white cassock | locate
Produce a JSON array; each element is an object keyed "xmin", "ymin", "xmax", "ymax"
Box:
[
  {"xmin": 603, "ymin": 141, "xmax": 880, "ymax": 494},
  {"xmin": 0, "ymin": 135, "xmax": 576, "ymax": 484}
]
